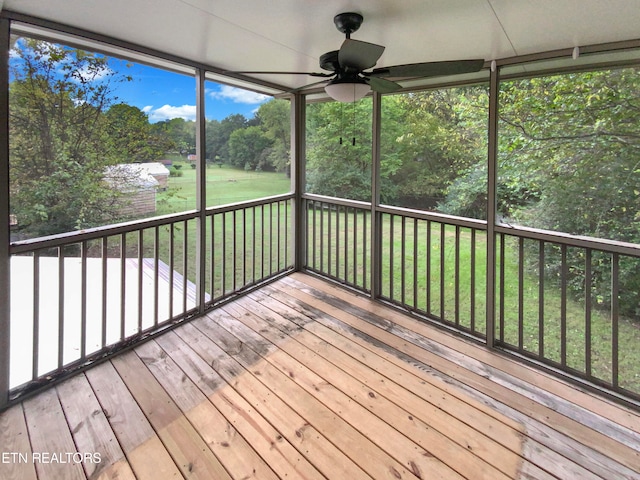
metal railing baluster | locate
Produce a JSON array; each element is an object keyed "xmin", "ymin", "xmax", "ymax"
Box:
[
  {"xmin": 612, "ymin": 253, "xmax": 619, "ymax": 388},
  {"xmin": 455, "ymin": 225, "xmax": 460, "ymax": 326},
  {"xmin": 100, "ymin": 239, "xmax": 107, "ymax": 347},
  {"xmin": 32, "ymin": 251, "xmax": 40, "ymax": 380},
  {"xmin": 80, "ymin": 241, "xmax": 88, "ymax": 360},
  {"xmin": 58, "ymin": 247, "xmax": 65, "ymax": 368},
  {"xmin": 120, "ymin": 233, "xmax": 126, "ymax": 341},
  {"xmin": 585, "ymin": 248, "xmax": 592, "ymax": 377},
  {"xmin": 470, "ymin": 229, "xmax": 476, "ymax": 333},
  {"xmin": 440, "ymin": 223, "xmax": 445, "ymax": 320},
  {"xmin": 538, "ymin": 240, "xmax": 545, "ymax": 358},
  {"xmin": 560, "ymin": 244, "xmax": 568, "ymax": 367},
  {"xmin": 153, "ymin": 227, "xmax": 159, "ymax": 325},
  {"xmin": 518, "ymin": 237, "xmax": 524, "ymax": 351},
  {"xmin": 137, "ymin": 230, "xmax": 143, "ymax": 333}
]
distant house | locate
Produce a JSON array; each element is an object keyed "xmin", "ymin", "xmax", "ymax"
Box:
[
  {"xmin": 159, "ymin": 158, "xmax": 173, "ymax": 169},
  {"xmin": 104, "ymin": 164, "xmax": 160, "ymax": 217},
  {"xmin": 137, "ymin": 162, "xmax": 170, "ymax": 190}
]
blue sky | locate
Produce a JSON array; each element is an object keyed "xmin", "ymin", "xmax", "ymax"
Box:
[
  {"xmin": 113, "ymin": 60, "xmax": 271, "ymax": 123},
  {"xmin": 10, "ymin": 37, "xmax": 272, "ymax": 123}
]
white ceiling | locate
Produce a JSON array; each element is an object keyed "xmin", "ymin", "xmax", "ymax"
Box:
[{"xmin": 4, "ymin": 0, "xmax": 640, "ymax": 92}]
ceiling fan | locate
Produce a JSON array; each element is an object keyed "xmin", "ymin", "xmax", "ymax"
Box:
[{"xmin": 227, "ymin": 12, "xmax": 485, "ymax": 102}]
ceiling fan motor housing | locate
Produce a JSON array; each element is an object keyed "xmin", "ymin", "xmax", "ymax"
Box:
[{"xmin": 334, "ymin": 12, "xmax": 363, "ymax": 37}]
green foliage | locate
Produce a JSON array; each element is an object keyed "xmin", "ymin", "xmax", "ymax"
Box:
[
  {"xmin": 438, "ymin": 163, "xmax": 488, "ymax": 219},
  {"xmin": 305, "ymin": 99, "xmax": 373, "ymax": 201},
  {"xmin": 205, "ymin": 100, "xmax": 290, "ymax": 173},
  {"xmin": 381, "ymin": 87, "xmax": 488, "ymax": 210},
  {"xmin": 228, "ymin": 125, "xmax": 273, "ymax": 170},
  {"xmin": 104, "ymin": 103, "xmax": 169, "ymax": 162},
  {"xmin": 9, "ymin": 38, "xmax": 133, "ymax": 236},
  {"xmin": 168, "ymin": 166, "xmax": 184, "ymax": 177},
  {"xmin": 499, "ymin": 67, "xmax": 640, "ymax": 317},
  {"xmin": 255, "ymin": 99, "xmax": 291, "ymax": 172},
  {"xmin": 151, "ymin": 117, "xmax": 195, "ymax": 157}
]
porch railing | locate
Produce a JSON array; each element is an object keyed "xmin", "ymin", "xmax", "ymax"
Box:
[
  {"xmin": 6, "ymin": 190, "xmax": 639, "ymax": 404},
  {"xmin": 7, "ymin": 194, "xmax": 293, "ymax": 401},
  {"xmin": 302, "ymin": 195, "xmax": 640, "ymax": 401},
  {"xmin": 303, "ymin": 195, "xmax": 371, "ymax": 293},
  {"xmin": 495, "ymin": 226, "xmax": 640, "ymax": 397}
]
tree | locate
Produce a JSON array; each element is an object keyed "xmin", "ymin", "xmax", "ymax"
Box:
[
  {"xmin": 255, "ymin": 99, "xmax": 291, "ymax": 173},
  {"xmin": 498, "ymin": 67, "xmax": 640, "ymax": 316},
  {"xmin": 9, "ymin": 37, "xmax": 133, "ymax": 237},
  {"xmin": 227, "ymin": 126, "xmax": 273, "ymax": 170},
  {"xmin": 206, "ymin": 113, "xmax": 247, "ymax": 164},
  {"xmin": 498, "ymin": 69, "xmax": 640, "ymax": 239},
  {"xmin": 103, "ymin": 103, "xmax": 168, "ymax": 162},
  {"xmin": 152, "ymin": 117, "xmax": 195, "ymax": 158},
  {"xmin": 386, "ymin": 88, "xmax": 488, "ymax": 210},
  {"xmin": 306, "ymin": 99, "xmax": 373, "ymax": 201}
]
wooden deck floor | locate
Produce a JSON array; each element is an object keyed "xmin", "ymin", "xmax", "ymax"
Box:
[{"xmin": 1, "ymin": 273, "xmax": 639, "ymax": 480}]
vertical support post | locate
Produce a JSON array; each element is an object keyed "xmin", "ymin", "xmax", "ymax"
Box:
[
  {"xmin": 0, "ymin": 17, "xmax": 10, "ymax": 409},
  {"xmin": 370, "ymin": 92, "xmax": 382, "ymax": 298},
  {"xmin": 486, "ymin": 64, "xmax": 500, "ymax": 349},
  {"xmin": 291, "ymin": 93, "xmax": 306, "ymax": 271},
  {"xmin": 195, "ymin": 68, "xmax": 207, "ymax": 312}
]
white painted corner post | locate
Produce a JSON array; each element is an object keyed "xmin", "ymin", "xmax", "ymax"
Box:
[{"xmin": 0, "ymin": 16, "xmax": 11, "ymax": 410}]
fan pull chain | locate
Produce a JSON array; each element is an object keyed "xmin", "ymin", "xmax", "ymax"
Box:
[
  {"xmin": 339, "ymin": 102, "xmax": 344, "ymax": 144},
  {"xmin": 352, "ymin": 98, "xmax": 357, "ymax": 145}
]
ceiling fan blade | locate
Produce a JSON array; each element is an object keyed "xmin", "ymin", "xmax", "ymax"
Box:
[
  {"xmin": 224, "ymin": 71, "xmax": 333, "ymax": 78},
  {"xmin": 366, "ymin": 77, "xmax": 402, "ymax": 94},
  {"xmin": 370, "ymin": 59, "xmax": 484, "ymax": 79},
  {"xmin": 338, "ymin": 39, "xmax": 385, "ymax": 71}
]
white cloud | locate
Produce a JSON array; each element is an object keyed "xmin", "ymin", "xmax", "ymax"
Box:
[
  {"xmin": 144, "ymin": 104, "xmax": 196, "ymax": 122},
  {"xmin": 209, "ymin": 85, "xmax": 270, "ymax": 104}
]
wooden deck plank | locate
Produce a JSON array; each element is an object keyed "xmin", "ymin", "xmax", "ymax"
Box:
[
  {"xmin": 110, "ymin": 350, "xmax": 233, "ymax": 480},
  {"xmin": 154, "ymin": 330, "xmax": 328, "ymax": 480},
  {"xmin": 220, "ymin": 301, "xmax": 516, "ymax": 480},
  {"xmin": 250, "ymin": 288, "xmax": 608, "ymax": 478},
  {"xmin": 22, "ymin": 388, "xmax": 86, "ymax": 480},
  {"xmin": 291, "ymin": 272, "xmax": 640, "ymax": 433},
  {"xmin": 235, "ymin": 294, "xmax": 561, "ymax": 480},
  {"xmin": 56, "ymin": 374, "xmax": 135, "ymax": 480},
  {"xmin": 134, "ymin": 339, "xmax": 280, "ymax": 480},
  {"xmin": 215, "ymin": 304, "xmax": 468, "ymax": 480},
  {"xmin": 0, "ymin": 404, "xmax": 37, "ymax": 480},
  {"xmin": 174, "ymin": 321, "xmax": 372, "ymax": 480},
  {"xmin": 84, "ymin": 361, "xmax": 182, "ymax": 480},
  {"xmin": 191, "ymin": 316, "xmax": 422, "ymax": 480},
  {"xmin": 287, "ymin": 273, "xmax": 640, "ymax": 441},
  {"xmin": 247, "ymin": 288, "xmax": 527, "ymax": 442},
  {"xmin": 276, "ymin": 276, "xmax": 640, "ymax": 476},
  {"xmin": 276, "ymin": 276, "xmax": 640, "ymax": 471},
  {"xmin": 250, "ymin": 284, "xmax": 618, "ymax": 480}
]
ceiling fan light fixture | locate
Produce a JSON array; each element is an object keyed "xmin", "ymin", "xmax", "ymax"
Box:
[{"xmin": 325, "ymin": 80, "xmax": 371, "ymax": 102}]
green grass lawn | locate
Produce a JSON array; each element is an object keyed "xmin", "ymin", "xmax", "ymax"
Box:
[{"xmin": 156, "ymin": 162, "xmax": 291, "ymax": 214}]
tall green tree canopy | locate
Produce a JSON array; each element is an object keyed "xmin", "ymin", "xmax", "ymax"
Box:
[
  {"xmin": 9, "ymin": 38, "xmax": 133, "ymax": 236},
  {"xmin": 104, "ymin": 103, "xmax": 168, "ymax": 162}
]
